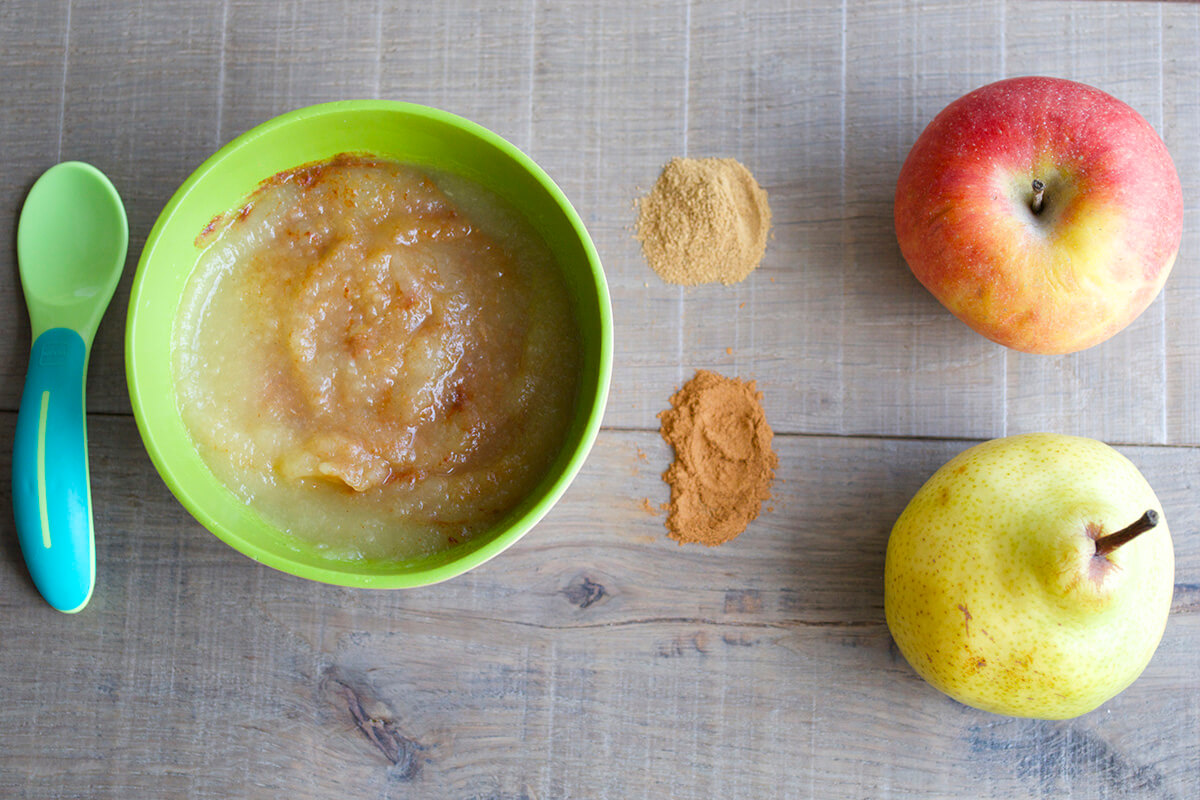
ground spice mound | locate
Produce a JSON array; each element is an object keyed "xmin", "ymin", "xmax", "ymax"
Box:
[
  {"xmin": 636, "ymin": 157, "xmax": 771, "ymax": 286},
  {"xmin": 658, "ymin": 370, "xmax": 777, "ymax": 546}
]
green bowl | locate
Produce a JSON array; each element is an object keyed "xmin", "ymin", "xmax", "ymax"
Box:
[{"xmin": 126, "ymin": 100, "xmax": 612, "ymax": 588}]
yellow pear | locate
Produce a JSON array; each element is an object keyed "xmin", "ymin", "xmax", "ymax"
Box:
[{"xmin": 884, "ymin": 433, "xmax": 1174, "ymax": 719}]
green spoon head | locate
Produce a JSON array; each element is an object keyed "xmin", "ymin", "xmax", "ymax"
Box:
[{"xmin": 17, "ymin": 161, "xmax": 129, "ymax": 342}]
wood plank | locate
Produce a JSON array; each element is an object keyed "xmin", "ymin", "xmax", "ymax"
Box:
[
  {"xmin": 1002, "ymin": 2, "xmax": 1172, "ymax": 445},
  {"xmin": 0, "ymin": 0, "xmax": 71, "ymax": 409},
  {"xmin": 834, "ymin": 0, "xmax": 1010, "ymax": 441},
  {"xmin": 1, "ymin": 415, "xmax": 1197, "ymax": 798},
  {"xmin": 676, "ymin": 1, "xmax": 848, "ymax": 435},
  {"xmin": 0, "ymin": 2, "xmax": 235, "ymax": 411},
  {"xmin": 48, "ymin": 1, "xmax": 229, "ymax": 416},
  {"xmin": 1163, "ymin": 5, "xmax": 1200, "ymax": 443},
  {"xmin": 220, "ymin": 0, "xmax": 386, "ymax": 142},
  {"xmin": 377, "ymin": 1, "xmax": 536, "ymax": 149},
  {"xmin": 2, "ymin": 0, "xmax": 1199, "ymax": 444},
  {"xmin": 526, "ymin": 0, "xmax": 691, "ymax": 432},
  {"xmin": 589, "ymin": 0, "xmax": 1020, "ymax": 438}
]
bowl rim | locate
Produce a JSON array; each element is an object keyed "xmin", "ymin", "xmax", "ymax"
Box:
[{"xmin": 126, "ymin": 99, "xmax": 613, "ymax": 588}]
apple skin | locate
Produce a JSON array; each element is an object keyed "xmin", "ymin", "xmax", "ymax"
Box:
[
  {"xmin": 894, "ymin": 77, "xmax": 1183, "ymax": 354},
  {"xmin": 884, "ymin": 433, "xmax": 1174, "ymax": 720}
]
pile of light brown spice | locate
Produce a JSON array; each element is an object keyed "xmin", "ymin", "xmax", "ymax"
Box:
[{"xmin": 636, "ymin": 157, "xmax": 772, "ymax": 286}]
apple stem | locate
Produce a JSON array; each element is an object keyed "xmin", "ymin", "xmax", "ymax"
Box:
[
  {"xmin": 1094, "ymin": 509, "xmax": 1159, "ymax": 556},
  {"xmin": 1031, "ymin": 179, "xmax": 1046, "ymax": 215}
]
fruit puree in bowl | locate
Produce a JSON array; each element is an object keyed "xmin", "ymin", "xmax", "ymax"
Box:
[{"xmin": 173, "ymin": 155, "xmax": 582, "ymax": 562}]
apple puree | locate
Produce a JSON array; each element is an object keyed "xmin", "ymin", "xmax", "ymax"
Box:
[{"xmin": 173, "ymin": 156, "xmax": 581, "ymax": 561}]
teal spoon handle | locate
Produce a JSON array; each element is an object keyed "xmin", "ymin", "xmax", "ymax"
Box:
[{"xmin": 12, "ymin": 327, "xmax": 95, "ymax": 613}]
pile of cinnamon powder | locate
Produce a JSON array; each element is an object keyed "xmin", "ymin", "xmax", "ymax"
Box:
[
  {"xmin": 636, "ymin": 157, "xmax": 771, "ymax": 286},
  {"xmin": 658, "ymin": 370, "xmax": 777, "ymax": 546}
]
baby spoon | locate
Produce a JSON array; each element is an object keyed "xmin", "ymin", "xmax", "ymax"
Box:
[{"xmin": 13, "ymin": 162, "xmax": 127, "ymax": 613}]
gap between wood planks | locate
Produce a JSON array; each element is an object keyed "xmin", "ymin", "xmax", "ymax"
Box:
[
  {"xmin": 1, "ymin": 409, "xmax": 1200, "ymax": 452},
  {"xmin": 595, "ymin": 423, "xmax": 1200, "ymax": 451}
]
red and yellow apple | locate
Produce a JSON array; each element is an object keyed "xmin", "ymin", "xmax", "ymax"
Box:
[{"xmin": 894, "ymin": 76, "xmax": 1182, "ymax": 354}]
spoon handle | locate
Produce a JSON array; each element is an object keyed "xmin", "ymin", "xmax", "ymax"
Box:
[{"xmin": 12, "ymin": 327, "xmax": 95, "ymax": 613}]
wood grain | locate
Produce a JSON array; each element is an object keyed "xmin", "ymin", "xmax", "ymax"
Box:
[
  {"xmin": 0, "ymin": 0, "xmax": 70, "ymax": 407},
  {"xmin": 2, "ymin": 0, "xmax": 1199, "ymax": 441},
  {"xmin": 2, "ymin": 417, "xmax": 1198, "ymax": 799},
  {"xmin": 1, "ymin": 0, "xmax": 1199, "ymax": 797}
]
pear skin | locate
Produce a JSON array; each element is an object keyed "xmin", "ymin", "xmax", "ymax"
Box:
[{"xmin": 884, "ymin": 433, "xmax": 1174, "ymax": 719}]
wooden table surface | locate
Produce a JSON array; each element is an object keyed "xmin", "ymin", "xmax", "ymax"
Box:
[{"xmin": 3, "ymin": 1, "xmax": 1199, "ymax": 797}]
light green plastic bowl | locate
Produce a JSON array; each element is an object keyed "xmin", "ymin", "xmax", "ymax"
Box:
[{"xmin": 126, "ymin": 100, "xmax": 612, "ymax": 588}]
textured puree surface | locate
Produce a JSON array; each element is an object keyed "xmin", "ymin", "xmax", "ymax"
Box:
[{"xmin": 174, "ymin": 158, "xmax": 582, "ymax": 561}]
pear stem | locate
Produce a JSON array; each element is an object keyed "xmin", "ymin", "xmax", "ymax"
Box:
[
  {"xmin": 1030, "ymin": 179, "xmax": 1046, "ymax": 215},
  {"xmin": 1094, "ymin": 509, "xmax": 1159, "ymax": 556}
]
